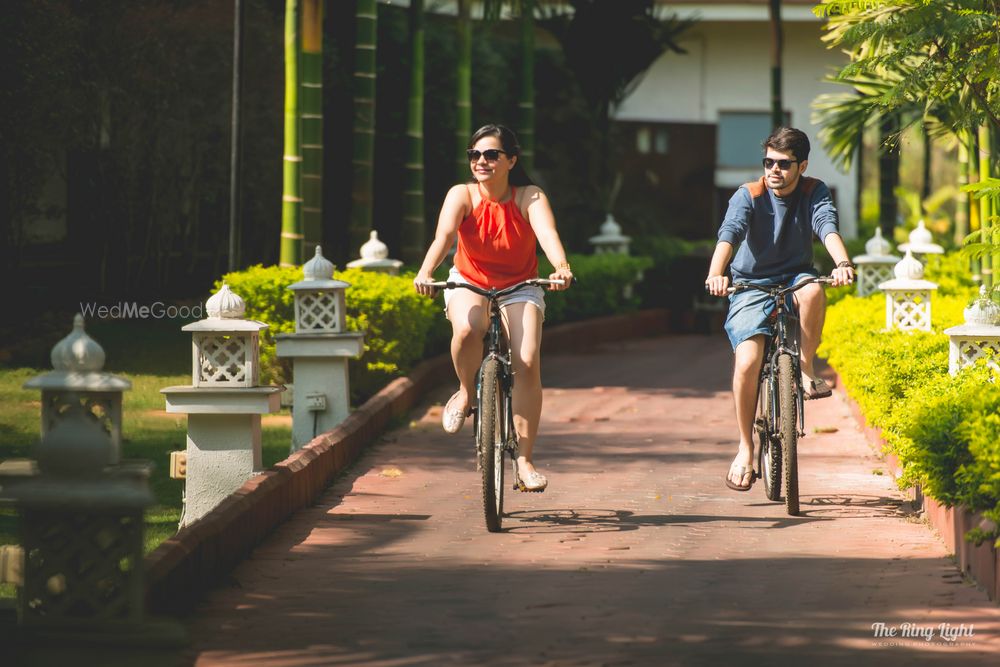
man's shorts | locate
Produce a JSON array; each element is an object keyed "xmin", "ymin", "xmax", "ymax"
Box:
[
  {"xmin": 443, "ymin": 266, "xmax": 547, "ymax": 321},
  {"xmin": 723, "ymin": 270, "xmax": 817, "ymax": 351}
]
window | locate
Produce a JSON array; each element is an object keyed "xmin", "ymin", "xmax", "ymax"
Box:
[{"xmin": 717, "ymin": 111, "xmax": 790, "ymax": 168}]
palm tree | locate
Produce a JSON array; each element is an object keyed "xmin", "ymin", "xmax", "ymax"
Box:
[
  {"xmin": 280, "ymin": 0, "xmax": 303, "ymax": 267},
  {"xmin": 350, "ymin": 0, "xmax": 378, "ymax": 256},
  {"xmin": 300, "ymin": 0, "xmax": 324, "ymax": 256},
  {"xmin": 401, "ymin": 0, "xmax": 425, "ymax": 264}
]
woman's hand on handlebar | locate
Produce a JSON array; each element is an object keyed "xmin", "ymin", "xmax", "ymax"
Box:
[
  {"xmin": 547, "ymin": 266, "xmax": 573, "ymax": 291},
  {"xmin": 413, "ymin": 273, "xmax": 438, "ymax": 297},
  {"xmin": 705, "ymin": 274, "xmax": 730, "ymax": 297}
]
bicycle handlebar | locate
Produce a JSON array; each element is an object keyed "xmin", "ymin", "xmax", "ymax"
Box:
[
  {"xmin": 422, "ymin": 277, "xmax": 567, "ymax": 298},
  {"xmin": 710, "ymin": 275, "xmax": 836, "ymax": 297}
]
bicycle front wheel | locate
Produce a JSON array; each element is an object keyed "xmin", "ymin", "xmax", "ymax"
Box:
[
  {"xmin": 759, "ymin": 370, "xmax": 782, "ymax": 502},
  {"xmin": 477, "ymin": 357, "xmax": 505, "ymax": 532},
  {"xmin": 777, "ymin": 353, "xmax": 799, "ymax": 515}
]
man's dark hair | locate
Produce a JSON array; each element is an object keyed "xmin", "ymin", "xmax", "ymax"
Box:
[{"xmin": 764, "ymin": 127, "xmax": 810, "ymax": 162}]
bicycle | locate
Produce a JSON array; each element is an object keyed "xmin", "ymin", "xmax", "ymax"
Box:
[
  {"xmin": 425, "ymin": 277, "xmax": 566, "ymax": 532},
  {"xmin": 724, "ymin": 275, "xmax": 834, "ymax": 516}
]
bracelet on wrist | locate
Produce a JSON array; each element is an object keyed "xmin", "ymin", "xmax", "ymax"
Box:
[
  {"xmin": 557, "ymin": 261, "xmax": 572, "ymax": 271},
  {"xmin": 836, "ymin": 260, "xmax": 856, "ymax": 270}
]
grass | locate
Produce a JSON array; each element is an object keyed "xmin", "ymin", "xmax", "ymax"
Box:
[{"xmin": 0, "ymin": 316, "xmax": 295, "ymax": 598}]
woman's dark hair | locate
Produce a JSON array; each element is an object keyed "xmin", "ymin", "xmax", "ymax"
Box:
[
  {"xmin": 467, "ymin": 123, "xmax": 535, "ymax": 186},
  {"xmin": 763, "ymin": 126, "xmax": 810, "ymax": 162}
]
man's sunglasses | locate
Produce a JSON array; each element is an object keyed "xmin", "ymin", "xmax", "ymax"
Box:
[
  {"xmin": 763, "ymin": 157, "xmax": 799, "ymax": 170},
  {"xmin": 467, "ymin": 148, "xmax": 507, "ymax": 162}
]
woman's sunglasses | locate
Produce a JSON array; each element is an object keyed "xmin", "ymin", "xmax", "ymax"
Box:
[
  {"xmin": 467, "ymin": 148, "xmax": 507, "ymax": 162},
  {"xmin": 763, "ymin": 157, "xmax": 800, "ymax": 170}
]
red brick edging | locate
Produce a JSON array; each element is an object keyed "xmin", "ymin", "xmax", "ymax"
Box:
[
  {"xmin": 833, "ymin": 371, "xmax": 1000, "ymax": 603},
  {"xmin": 144, "ymin": 308, "xmax": 670, "ymax": 613}
]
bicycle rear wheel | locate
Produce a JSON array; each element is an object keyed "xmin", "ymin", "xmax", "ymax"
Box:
[
  {"xmin": 758, "ymin": 369, "xmax": 782, "ymax": 502},
  {"xmin": 477, "ymin": 357, "xmax": 505, "ymax": 532},
  {"xmin": 777, "ymin": 353, "xmax": 799, "ymax": 515}
]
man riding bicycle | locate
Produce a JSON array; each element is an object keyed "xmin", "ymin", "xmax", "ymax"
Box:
[{"xmin": 704, "ymin": 127, "xmax": 855, "ymax": 492}]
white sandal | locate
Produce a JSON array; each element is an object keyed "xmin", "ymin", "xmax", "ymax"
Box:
[
  {"xmin": 442, "ymin": 391, "xmax": 470, "ymax": 434},
  {"xmin": 517, "ymin": 467, "xmax": 548, "ymax": 492}
]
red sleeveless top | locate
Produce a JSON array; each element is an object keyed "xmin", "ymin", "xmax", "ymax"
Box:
[{"xmin": 454, "ymin": 185, "xmax": 539, "ymax": 289}]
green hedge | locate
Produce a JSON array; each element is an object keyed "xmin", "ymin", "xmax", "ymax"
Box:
[
  {"xmin": 217, "ymin": 266, "xmax": 445, "ymax": 404},
  {"xmin": 218, "ymin": 253, "xmax": 652, "ymax": 404},
  {"xmin": 818, "ymin": 275, "xmax": 1000, "ymax": 545}
]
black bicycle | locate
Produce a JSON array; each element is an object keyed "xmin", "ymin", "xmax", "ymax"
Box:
[
  {"xmin": 427, "ymin": 278, "xmax": 565, "ymax": 532},
  {"xmin": 726, "ymin": 275, "xmax": 833, "ymax": 516}
]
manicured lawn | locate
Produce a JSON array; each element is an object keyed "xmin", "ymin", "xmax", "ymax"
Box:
[{"xmin": 0, "ymin": 317, "xmax": 294, "ymax": 597}]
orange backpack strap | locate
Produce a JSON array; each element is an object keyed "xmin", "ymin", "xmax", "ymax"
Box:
[
  {"xmin": 799, "ymin": 176, "xmax": 819, "ymax": 196},
  {"xmin": 742, "ymin": 177, "xmax": 767, "ymax": 199}
]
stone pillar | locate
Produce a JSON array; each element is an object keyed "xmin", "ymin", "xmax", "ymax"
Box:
[
  {"xmin": 161, "ymin": 283, "xmax": 283, "ymax": 526},
  {"xmin": 22, "ymin": 314, "xmax": 131, "ymax": 464},
  {"xmin": 276, "ymin": 246, "xmax": 365, "ymax": 450}
]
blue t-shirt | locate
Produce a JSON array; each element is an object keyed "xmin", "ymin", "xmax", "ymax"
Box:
[{"xmin": 717, "ymin": 176, "xmax": 840, "ymax": 281}]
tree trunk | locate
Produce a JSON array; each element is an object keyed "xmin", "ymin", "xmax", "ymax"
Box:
[
  {"xmin": 955, "ymin": 131, "xmax": 969, "ymax": 247},
  {"xmin": 350, "ymin": 0, "xmax": 378, "ymax": 256},
  {"xmin": 878, "ymin": 114, "xmax": 900, "ymax": 240},
  {"xmin": 455, "ymin": 0, "xmax": 472, "ymax": 182},
  {"xmin": 301, "ymin": 0, "xmax": 324, "ymax": 256},
  {"xmin": 281, "ymin": 0, "xmax": 303, "ymax": 267},
  {"xmin": 401, "ymin": 0, "xmax": 425, "ymax": 264},
  {"xmin": 518, "ymin": 0, "xmax": 535, "ymax": 174},
  {"xmin": 768, "ymin": 0, "xmax": 783, "ymax": 130}
]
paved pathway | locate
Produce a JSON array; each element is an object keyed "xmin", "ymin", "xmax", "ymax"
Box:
[{"xmin": 186, "ymin": 335, "xmax": 1000, "ymax": 666}]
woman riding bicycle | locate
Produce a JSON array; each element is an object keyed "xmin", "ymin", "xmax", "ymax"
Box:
[{"xmin": 413, "ymin": 124, "xmax": 573, "ymax": 492}]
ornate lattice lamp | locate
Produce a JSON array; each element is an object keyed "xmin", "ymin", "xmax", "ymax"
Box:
[
  {"xmin": 853, "ymin": 228, "xmax": 900, "ymax": 298},
  {"xmin": 944, "ymin": 286, "xmax": 1000, "ymax": 375},
  {"xmin": 879, "ymin": 250, "xmax": 938, "ymax": 332}
]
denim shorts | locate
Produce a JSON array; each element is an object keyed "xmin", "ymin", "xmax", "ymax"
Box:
[
  {"xmin": 443, "ymin": 266, "xmax": 546, "ymax": 321},
  {"xmin": 723, "ymin": 270, "xmax": 817, "ymax": 351}
]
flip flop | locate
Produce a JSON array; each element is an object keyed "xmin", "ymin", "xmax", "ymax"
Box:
[
  {"xmin": 804, "ymin": 377, "xmax": 833, "ymax": 400},
  {"xmin": 724, "ymin": 463, "xmax": 756, "ymax": 492},
  {"xmin": 516, "ymin": 467, "xmax": 548, "ymax": 492}
]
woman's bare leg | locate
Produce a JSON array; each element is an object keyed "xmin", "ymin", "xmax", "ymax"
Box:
[
  {"xmin": 502, "ymin": 301, "xmax": 544, "ymax": 475},
  {"xmin": 446, "ymin": 289, "xmax": 489, "ymax": 414}
]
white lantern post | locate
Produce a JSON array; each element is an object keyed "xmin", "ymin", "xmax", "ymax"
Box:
[
  {"xmin": 944, "ymin": 286, "xmax": 1000, "ymax": 375},
  {"xmin": 346, "ymin": 230, "xmax": 403, "ymax": 275},
  {"xmin": 276, "ymin": 246, "xmax": 365, "ymax": 450},
  {"xmin": 879, "ymin": 250, "xmax": 938, "ymax": 332},
  {"xmin": 898, "ymin": 219, "xmax": 945, "ymax": 257},
  {"xmin": 23, "ymin": 314, "xmax": 132, "ymax": 465},
  {"xmin": 161, "ymin": 283, "xmax": 283, "ymax": 526},
  {"xmin": 853, "ymin": 228, "xmax": 900, "ymax": 297},
  {"xmin": 588, "ymin": 213, "xmax": 631, "ymax": 255}
]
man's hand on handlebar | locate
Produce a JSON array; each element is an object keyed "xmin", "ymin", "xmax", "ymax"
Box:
[
  {"xmin": 705, "ymin": 274, "xmax": 730, "ymax": 297},
  {"xmin": 830, "ymin": 263, "xmax": 855, "ymax": 287}
]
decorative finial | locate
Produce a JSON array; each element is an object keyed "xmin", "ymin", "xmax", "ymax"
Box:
[
  {"xmin": 359, "ymin": 231, "xmax": 389, "ymax": 261},
  {"xmin": 865, "ymin": 228, "xmax": 892, "ymax": 256},
  {"xmin": 205, "ymin": 283, "xmax": 247, "ymax": 319},
  {"xmin": 893, "ymin": 249, "xmax": 925, "ymax": 281},
  {"xmin": 50, "ymin": 314, "xmax": 106, "ymax": 372},
  {"xmin": 303, "ymin": 245, "xmax": 335, "ymax": 281}
]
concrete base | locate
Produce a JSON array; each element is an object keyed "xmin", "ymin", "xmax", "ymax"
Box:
[
  {"xmin": 288, "ymin": 358, "xmax": 351, "ymax": 450},
  {"xmin": 160, "ymin": 386, "xmax": 282, "ymax": 526}
]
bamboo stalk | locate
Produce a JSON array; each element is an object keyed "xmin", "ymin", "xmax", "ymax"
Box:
[
  {"xmin": 401, "ymin": 0, "xmax": 426, "ymax": 264},
  {"xmin": 979, "ymin": 124, "xmax": 992, "ymax": 291},
  {"xmin": 955, "ymin": 133, "xmax": 968, "ymax": 246},
  {"xmin": 518, "ymin": 0, "xmax": 535, "ymax": 174},
  {"xmin": 301, "ymin": 0, "xmax": 324, "ymax": 257},
  {"xmin": 455, "ymin": 0, "xmax": 472, "ymax": 182},
  {"xmin": 350, "ymin": 0, "xmax": 378, "ymax": 256},
  {"xmin": 281, "ymin": 0, "xmax": 303, "ymax": 267}
]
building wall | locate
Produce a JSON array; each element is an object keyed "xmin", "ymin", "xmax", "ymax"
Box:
[{"xmin": 615, "ymin": 16, "xmax": 857, "ymax": 239}]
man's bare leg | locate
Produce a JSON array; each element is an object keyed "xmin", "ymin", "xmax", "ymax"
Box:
[
  {"xmin": 728, "ymin": 335, "xmax": 766, "ymax": 488},
  {"xmin": 795, "ymin": 282, "xmax": 826, "ymax": 385}
]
